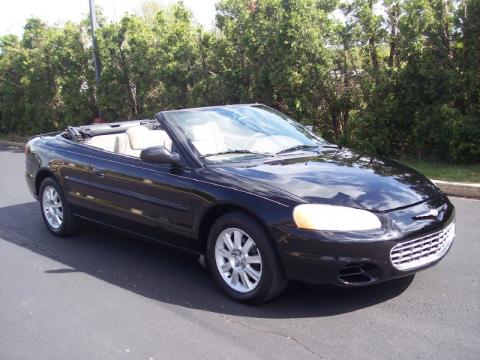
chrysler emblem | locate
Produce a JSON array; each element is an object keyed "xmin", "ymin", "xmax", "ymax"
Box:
[{"xmin": 413, "ymin": 207, "xmax": 443, "ymax": 220}]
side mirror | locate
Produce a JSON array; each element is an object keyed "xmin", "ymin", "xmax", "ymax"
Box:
[
  {"xmin": 305, "ymin": 125, "xmax": 314, "ymax": 132},
  {"xmin": 140, "ymin": 146, "xmax": 181, "ymax": 166}
]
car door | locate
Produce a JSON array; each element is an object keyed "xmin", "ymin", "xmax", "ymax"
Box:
[
  {"xmin": 91, "ymin": 151, "xmax": 196, "ymax": 251},
  {"xmin": 55, "ymin": 141, "xmax": 100, "ymax": 217}
]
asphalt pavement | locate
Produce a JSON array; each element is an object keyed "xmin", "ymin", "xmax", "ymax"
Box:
[{"xmin": 0, "ymin": 144, "xmax": 479, "ymax": 360}]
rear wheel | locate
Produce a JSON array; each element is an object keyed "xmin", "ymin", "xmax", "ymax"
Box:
[
  {"xmin": 207, "ymin": 211, "xmax": 288, "ymax": 303},
  {"xmin": 39, "ymin": 177, "xmax": 78, "ymax": 236}
]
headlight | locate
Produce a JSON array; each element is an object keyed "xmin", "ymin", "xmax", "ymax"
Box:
[{"xmin": 293, "ymin": 204, "xmax": 382, "ymax": 231}]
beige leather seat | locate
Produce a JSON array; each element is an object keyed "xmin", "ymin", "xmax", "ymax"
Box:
[
  {"xmin": 114, "ymin": 133, "xmax": 138, "ymax": 156},
  {"xmin": 113, "ymin": 126, "xmax": 173, "ymax": 157},
  {"xmin": 86, "ymin": 134, "xmax": 118, "ymax": 152},
  {"xmin": 87, "ymin": 126, "xmax": 173, "ymax": 157},
  {"xmin": 189, "ymin": 122, "xmax": 227, "ymax": 155}
]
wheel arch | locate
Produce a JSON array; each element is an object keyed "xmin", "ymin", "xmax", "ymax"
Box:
[
  {"xmin": 197, "ymin": 203, "xmax": 271, "ymax": 253},
  {"xmin": 35, "ymin": 169, "xmax": 57, "ymax": 197}
]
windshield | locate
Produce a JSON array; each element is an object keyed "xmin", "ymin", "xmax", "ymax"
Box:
[{"xmin": 164, "ymin": 105, "xmax": 326, "ymax": 162}]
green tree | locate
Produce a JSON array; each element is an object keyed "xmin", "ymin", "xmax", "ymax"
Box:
[{"xmin": 0, "ymin": 0, "xmax": 478, "ymax": 163}]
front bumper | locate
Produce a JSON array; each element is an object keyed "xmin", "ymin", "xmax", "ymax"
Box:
[
  {"xmin": 25, "ymin": 171, "xmax": 38, "ymax": 199},
  {"xmin": 273, "ymin": 195, "xmax": 455, "ymax": 286}
]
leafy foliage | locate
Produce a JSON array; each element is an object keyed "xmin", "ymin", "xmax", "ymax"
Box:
[{"xmin": 0, "ymin": 0, "xmax": 478, "ymax": 162}]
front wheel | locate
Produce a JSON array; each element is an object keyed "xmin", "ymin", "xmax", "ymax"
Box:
[
  {"xmin": 39, "ymin": 177, "xmax": 78, "ymax": 237},
  {"xmin": 207, "ymin": 211, "xmax": 288, "ymax": 303}
]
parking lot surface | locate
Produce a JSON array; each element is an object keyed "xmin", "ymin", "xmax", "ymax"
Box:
[{"xmin": 0, "ymin": 145, "xmax": 479, "ymax": 360}]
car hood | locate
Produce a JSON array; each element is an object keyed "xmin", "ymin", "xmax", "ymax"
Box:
[{"xmin": 216, "ymin": 148, "xmax": 440, "ymax": 212}]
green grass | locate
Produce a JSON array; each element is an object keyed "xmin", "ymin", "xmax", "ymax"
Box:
[
  {"xmin": 399, "ymin": 159, "xmax": 480, "ymax": 183},
  {"xmin": 0, "ymin": 133, "xmax": 27, "ymax": 143}
]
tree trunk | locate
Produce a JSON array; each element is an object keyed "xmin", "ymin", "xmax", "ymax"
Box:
[
  {"xmin": 116, "ymin": 38, "xmax": 137, "ymax": 118},
  {"xmin": 368, "ymin": 0, "xmax": 379, "ymax": 73},
  {"xmin": 388, "ymin": 26, "xmax": 397, "ymax": 67},
  {"xmin": 331, "ymin": 112, "xmax": 340, "ymax": 139}
]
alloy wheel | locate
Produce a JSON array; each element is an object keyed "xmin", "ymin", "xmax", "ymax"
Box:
[
  {"xmin": 214, "ymin": 227, "xmax": 263, "ymax": 293},
  {"xmin": 42, "ymin": 185, "xmax": 63, "ymax": 229}
]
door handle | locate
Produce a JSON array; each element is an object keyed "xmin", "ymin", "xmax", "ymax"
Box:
[{"xmin": 94, "ymin": 169, "xmax": 105, "ymax": 178}]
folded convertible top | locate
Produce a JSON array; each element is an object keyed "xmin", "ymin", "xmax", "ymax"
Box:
[{"xmin": 76, "ymin": 118, "xmax": 157, "ymax": 137}]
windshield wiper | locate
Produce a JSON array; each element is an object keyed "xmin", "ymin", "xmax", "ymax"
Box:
[
  {"xmin": 201, "ymin": 150, "xmax": 266, "ymax": 158},
  {"xmin": 321, "ymin": 144, "xmax": 341, "ymax": 149},
  {"xmin": 275, "ymin": 144, "xmax": 319, "ymax": 155}
]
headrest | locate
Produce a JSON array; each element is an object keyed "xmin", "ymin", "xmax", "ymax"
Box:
[
  {"xmin": 126, "ymin": 126, "xmax": 150, "ymax": 149},
  {"xmin": 126, "ymin": 126, "xmax": 171, "ymax": 150},
  {"xmin": 189, "ymin": 122, "xmax": 221, "ymax": 141}
]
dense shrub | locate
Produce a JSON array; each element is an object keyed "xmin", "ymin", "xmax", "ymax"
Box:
[{"xmin": 0, "ymin": 0, "xmax": 478, "ymax": 162}]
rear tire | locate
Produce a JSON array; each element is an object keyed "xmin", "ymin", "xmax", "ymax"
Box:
[
  {"xmin": 39, "ymin": 177, "xmax": 78, "ymax": 237},
  {"xmin": 207, "ymin": 211, "xmax": 288, "ymax": 303}
]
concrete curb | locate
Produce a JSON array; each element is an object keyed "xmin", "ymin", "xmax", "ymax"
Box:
[
  {"xmin": 0, "ymin": 140, "xmax": 25, "ymax": 149},
  {"xmin": 432, "ymin": 180, "xmax": 480, "ymax": 199},
  {"xmin": 1, "ymin": 140, "xmax": 478, "ymax": 199}
]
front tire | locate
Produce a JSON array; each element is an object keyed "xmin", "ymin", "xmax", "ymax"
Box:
[
  {"xmin": 39, "ymin": 177, "xmax": 78, "ymax": 236},
  {"xmin": 207, "ymin": 211, "xmax": 288, "ymax": 303}
]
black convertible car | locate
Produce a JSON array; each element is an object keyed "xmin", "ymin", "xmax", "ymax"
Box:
[{"xmin": 25, "ymin": 104, "xmax": 455, "ymax": 303}]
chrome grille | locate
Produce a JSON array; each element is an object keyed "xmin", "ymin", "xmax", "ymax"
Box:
[{"xmin": 390, "ymin": 222, "xmax": 455, "ymax": 271}]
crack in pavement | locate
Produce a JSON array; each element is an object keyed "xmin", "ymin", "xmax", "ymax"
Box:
[{"xmin": 223, "ymin": 316, "xmax": 327, "ymax": 359}]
